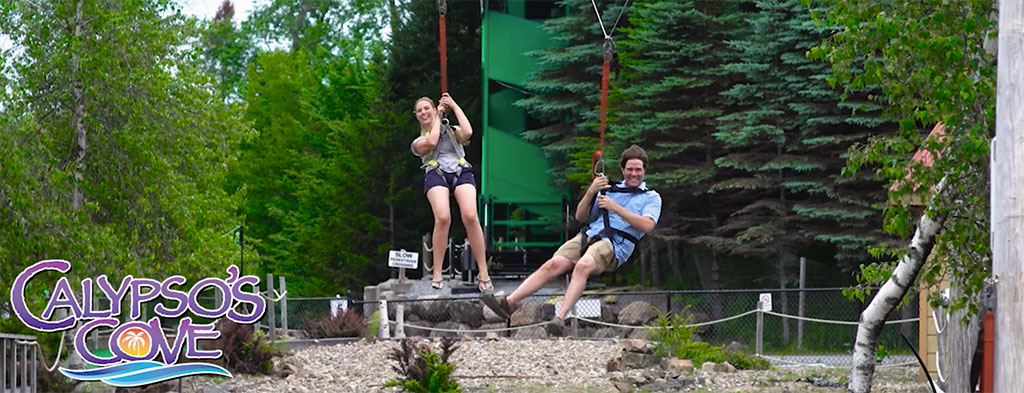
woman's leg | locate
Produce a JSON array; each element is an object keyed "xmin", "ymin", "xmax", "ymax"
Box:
[
  {"xmin": 453, "ymin": 183, "xmax": 491, "ymax": 289},
  {"xmin": 426, "ymin": 186, "xmax": 451, "ymax": 284}
]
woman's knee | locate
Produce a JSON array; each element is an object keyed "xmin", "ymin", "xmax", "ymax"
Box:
[
  {"xmin": 434, "ymin": 212, "xmax": 451, "ymax": 228},
  {"xmin": 460, "ymin": 210, "xmax": 479, "ymax": 225}
]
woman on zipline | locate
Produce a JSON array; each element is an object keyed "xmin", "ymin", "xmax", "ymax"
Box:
[{"xmin": 411, "ymin": 93, "xmax": 492, "ymax": 292}]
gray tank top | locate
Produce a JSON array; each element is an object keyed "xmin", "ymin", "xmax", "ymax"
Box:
[{"xmin": 411, "ymin": 126, "xmax": 462, "ymax": 173}]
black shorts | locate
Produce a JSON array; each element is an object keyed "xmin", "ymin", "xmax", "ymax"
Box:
[{"xmin": 424, "ymin": 170, "xmax": 476, "ymax": 194}]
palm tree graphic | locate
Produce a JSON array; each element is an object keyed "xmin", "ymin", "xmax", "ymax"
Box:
[{"xmin": 120, "ymin": 329, "xmax": 149, "ymax": 356}]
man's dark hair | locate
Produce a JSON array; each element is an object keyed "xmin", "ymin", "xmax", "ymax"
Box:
[{"xmin": 619, "ymin": 145, "xmax": 648, "ymax": 169}]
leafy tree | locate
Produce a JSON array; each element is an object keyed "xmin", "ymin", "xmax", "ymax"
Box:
[
  {"xmin": 809, "ymin": 0, "xmax": 996, "ymax": 390},
  {"xmin": 200, "ymin": 0, "xmax": 254, "ymax": 102},
  {"xmin": 0, "ymin": 0, "xmax": 245, "ymax": 329}
]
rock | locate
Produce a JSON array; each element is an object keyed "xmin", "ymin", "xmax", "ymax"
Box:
[
  {"xmin": 607, "ymin": 355, "xmax": 624, "ymax": 372},
  {"xmin": 660, "ymin": 357, "xmax": 694, "ymax": 374},
  {"xmin": 627, "ymin": 328, "xmax": 650, "ymax": 340},
  {"xmin": 654, "ymin": 378, "xmax": 666, "ymax": 384},
  {"xmin": 607, "ymin": 371, "xmax": 625, "ymax": 381},
  {"xmin": 618, "ymin": 301, "xmax": 658, "ymax": 325},
  {"xmin": 481, "ymin": 301, "xmax": 506, "ymax": 322},
  {"xmin": 411, "ymin": 294, "xmax": 449, "ymax": 322},
  {"xmin": 622, "ymin": 339, "xmax": 650, "ymax": 353},
  {"xmin": 613, "ymin": 380, "xmax": 633, "ymax": 392},
  {"xmin": 512, "ymin": 326, "xmax": 547, "ymax": 338},
  {"xmin": 725, "ymin": 340, "xmax": 745, "ymax": 352},
  {"xmin": 203, "ymin": 386, "xmax": 230, "ymax": 393},
  {"xmin": 593, "ymin": 327, "xmax": 620, "ymax": 338},
  {"xmin": 448, "ymin": 300, "xmax": 484, "ymax": 327},
  {"xmin": 601, "ymin": 304, "xmax": 618, "ymax": 323},
  {"xmin": 715, "ymin": 361, "xmax": 737, "ymax": 373},
  {"xmin": 621, "ymin": 351, "xmax": 654, "ymax": 369},
  {"xmin": 700, "ymin": 361, "xmax": 716, "ymax": 372},
  {"xmin": 510, "ymin": 303, "xmax": 544, "ymax": 326},
  {"xmin": 404, "ymin": 319, "xmax": 433, "ymax": 337},
  {"xmin": 428, "ymin": 321, "xmax": 467, "ymax": 337}
]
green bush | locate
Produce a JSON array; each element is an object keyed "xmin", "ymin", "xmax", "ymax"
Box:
[
  {"xmin": 384, "ymin": 338, "xmax": 461, "ymax": 393},
  {"xmin": 300, "ymin": 308, "xmax": 368, "ymax": 338},
  {"xmin": 648, "ymin": 310, "xmax": 770, "ymax": 370},
  {"xmin": 212, "ymin": 321, "xmax": 281, "ymax": 375}
]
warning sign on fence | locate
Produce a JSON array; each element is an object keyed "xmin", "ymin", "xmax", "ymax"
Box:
[{"xmin": 758, "ymin": 293, "xmax": 772, "ymax": 311}]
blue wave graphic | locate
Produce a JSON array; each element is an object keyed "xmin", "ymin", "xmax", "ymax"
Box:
[{"xmin": 60, "ymin": 362, "xmax": 232, "ymax": 387}]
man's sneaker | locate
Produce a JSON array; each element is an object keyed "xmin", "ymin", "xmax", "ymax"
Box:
[
  {"xmin": 545, "ymin": 316, "xmax": 566, "ymax": 337},
  {"xmin": 481, "ymin": 293, "xmax": 513, "ymax": 319}
]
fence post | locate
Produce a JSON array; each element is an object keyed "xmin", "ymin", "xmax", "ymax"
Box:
[
  {"xmin": 395, "ymin": 302, "xmax": 406, "ymax": 339},
  {"xmin": 571, "ymin": 302, "xmax": 579, "ymax": 337},
  {"xmin": 279, "ymin": 276, "xmax": 288, "ymax": 337},
  {"xmin": 32, "ymin": 338, "xmax": 38, "ymax": 393},
  {"xmin": 21, "ymin": 338, "xmax": 28, "ymax": 393},
  {"xmin": 756, "ymin": 299, "xmax": 764, "ymax": 356},
  {"xmin": 2, "ymin": 338, "xmax": 7, "ymax": 391},
  {"xmin": 798, "ymin": 257, "xmax": 806, "ymax": 350},
  {"xmin": 267, "ymin": 273, "xmax": 276, "ymax": 342},
  {"xmin": 378, "ymin": 299, "xmax": 391, "ymax": 339}
]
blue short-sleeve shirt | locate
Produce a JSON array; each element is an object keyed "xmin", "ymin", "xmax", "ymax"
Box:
[{"xmin": 584, "ymin": 181, "xmax": 662, "ymax": 267}]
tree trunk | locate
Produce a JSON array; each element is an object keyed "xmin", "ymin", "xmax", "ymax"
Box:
[
  {"xmin": 71, "ymin": 0, "xmax": 86, "ymax": 212},
  {"xmin": 667, "ymin": 239, "xmax": 684, "ymax": 284},
  {"xmin": 778, "ymin": 257, "xmax": 790, "ymax": 345},
  {"xmin": 848, "ymin": 179, "xmax": 948, "ymax": 393},
  {"xmin": 692, "ymin": 250, "xmax": 724, "ymax": 321},
  {"xmin": 386, "ymin": 0, "xmax": 401, "ymax": 36}
]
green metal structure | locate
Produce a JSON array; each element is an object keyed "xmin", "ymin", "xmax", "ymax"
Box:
[{"xmin": 481, "ymin": 1, "xmax": 569, "ymax": 257}]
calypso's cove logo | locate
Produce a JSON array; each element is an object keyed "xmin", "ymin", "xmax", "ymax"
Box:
[{"xmin": 9, "ymin": 260, "xmax": 266, "ymax": 387}]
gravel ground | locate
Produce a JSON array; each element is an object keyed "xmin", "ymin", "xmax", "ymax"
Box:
[{"xmin": 177, "ymin": 338, "xmax": 931, "ymax": 393}]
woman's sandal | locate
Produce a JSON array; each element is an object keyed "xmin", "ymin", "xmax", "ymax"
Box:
[
  {"xmin": 431, "ymin": 279, "xmax": 444, "ymax": 290},
  {"xmin": 477, "ymin": 277, "xmax": 493, "ymax": 292}
]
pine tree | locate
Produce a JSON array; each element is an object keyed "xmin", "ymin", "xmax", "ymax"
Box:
[
  {"xmin": 713, "ymin": 0, "xmax": 889, "ymax": 277},
  {"xmin": 517, "ymin": 0, "xmax": 629, "ymax": 188}
]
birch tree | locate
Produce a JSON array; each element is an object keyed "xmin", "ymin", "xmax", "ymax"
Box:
[{"xmin": 810, "ymin": 0, "xmax": 997, "ymax": 391}]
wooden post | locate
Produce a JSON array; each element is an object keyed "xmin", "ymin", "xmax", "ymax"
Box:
[
  {"xmin": 992, "ymin": 0, "xmax": 1024, "ymax": 390},
  {"xmin": 279, "ymin": 276, "xmax": 288, "ymax": 336},
  {"xmin": 797, "ymin": 257, "xmax": 806, "ymax": 349},
  {"xmin": 756, "ymin": 300, "xmax": 764, "ymax": 355},
  {"xmin": 267, "ymin": 273, "xmax": 276, "ymax": 342},
  {"xmin": 396, "ymin": 303, "xmax": 406, "ymax": 339},
  {"xmin": 378, "ymin": 300, "xmax": 391, "ymax": 339}
]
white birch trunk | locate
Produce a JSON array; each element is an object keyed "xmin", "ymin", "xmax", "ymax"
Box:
[
  {"xmin": 848, "ymin": 179, "xmax": 948, "ymax": 393},
  {"xmin": 71, "ymin": 0, "xmax": 86, "ymax": 212}
]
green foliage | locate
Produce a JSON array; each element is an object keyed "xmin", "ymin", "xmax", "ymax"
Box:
[
  {"xmin": 812, "ymin": 0, "xmax": 996, "ymax": 312},
  {"xmin": 369, "ymin": 310, "xmax": 381, "ymax": 338},
  {"xmin": 648, "ymin": 310, "xmax": 770, "ymax": 370},
  {"xmin": 384, "ymin": 338, "xmax": 462, "ymax": 393},
  {"xmin": 0, "ymin": 0, "xmax": 246, "ymax": 319}
]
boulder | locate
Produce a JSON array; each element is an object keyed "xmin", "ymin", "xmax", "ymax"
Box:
[
  {"xmin": 618, "ymin": 301, "xmax": 658, "ymax": 325},
  {"xmin": 411, "ymin": 294, "xmax": 449, "ymax": 322},
  {"xmin": 660, "ymin": 357, "xmax": 695, "ymax": 374},
  {"xmin": 428, "ymin": 321, "xmax": 467, "ymax": 338},
  {"xmin": 448, "ymin": 300, "xmax": 484, "ymax": 327}
]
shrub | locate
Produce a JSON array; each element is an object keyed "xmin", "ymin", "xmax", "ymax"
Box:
[
  {"xmin": 300, "ymin": 308, "xmax": 368, "ymax": 338},
  {"xmin": 384, "ymin": 337, "xmax": 461, "ymax": 393},
  {"xmin": 648, "ymin": 309, "xmax": 770, "ymax": 370},
  {"xmin": 211, "ymin": 320, "xmax": 280, "ymax": 375}
]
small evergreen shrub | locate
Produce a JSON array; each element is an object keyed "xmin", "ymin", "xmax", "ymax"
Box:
[
  {"xmin": 300, "ymin": 308, "xmax": 368, "ymax": 338},
  {"xmin": 384, "ymin": 337, "xmax": 461, "ymax": 393},
  {"xmin": 648, "ymin": 309, "xmax": 770, "ymax": 370}
]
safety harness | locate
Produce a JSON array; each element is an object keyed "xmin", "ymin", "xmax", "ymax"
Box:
[
  {"xmin": 421, "ymin": 121, "xmax": 471, "ymax": 185},
  {"xmin": 579, "ymin": 183, "xmax": 652, "ymax": 258}
]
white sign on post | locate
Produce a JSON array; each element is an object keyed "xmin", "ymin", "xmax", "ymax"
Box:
[
  {"xmin": 388, "ymin": 249, "xmax": 419, "ymax": 269},
  {"xmin": 330, "ymin": 296, "xmax": 349, "ymax": 318},
  {"xmin": 758, "ymin": 293, "xmax": 772, "ymax": 311}
]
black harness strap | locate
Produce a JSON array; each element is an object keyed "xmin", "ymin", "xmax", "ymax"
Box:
[{"xmin": 579, "ymin": 184, "xmax": 650, "ymax": 258}]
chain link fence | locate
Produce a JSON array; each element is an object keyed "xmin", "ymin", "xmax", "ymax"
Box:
[{"xmin": 322, "ymin": 288, "xmax": 919, "ymax": 367}]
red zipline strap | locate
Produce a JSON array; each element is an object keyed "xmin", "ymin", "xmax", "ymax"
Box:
[
  {"xmin": 438, "ymin": 0, "xmax": 448, "ymax": 94},
  {"xmin": 594, "ymin": 38, "xmax": 614, "ymax": 174}
]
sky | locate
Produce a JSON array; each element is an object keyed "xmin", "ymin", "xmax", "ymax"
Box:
[{"xmin": 178, "ymin": 0, "xmax": 255, "ymax": 23}]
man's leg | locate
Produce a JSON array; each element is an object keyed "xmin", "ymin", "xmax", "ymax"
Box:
[
  {"xmin": 507, "ymin": 256, "xmax": 573, "ymax": 305},
  {"xmin": 556, "ymin": 255, "xmax": 597, "ymax": 320}
]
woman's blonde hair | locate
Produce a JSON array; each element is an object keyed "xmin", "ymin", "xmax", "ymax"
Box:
[{"xmin": 413, "ymin": 96, "xmax": 435, "ymax": 111}]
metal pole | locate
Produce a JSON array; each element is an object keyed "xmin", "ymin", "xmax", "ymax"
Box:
[
  {"xmin": 279, "ymin": 276, "xmax": 288, "ymax": 337},
  {"xmin": 756, "ymin": 300, "xmax": 764, "ymax": 356},
  {"xmin": 267, "ymin": 273, "xmax": 276, "ymax": 342},
  {"xmin": 798, "ymin": 257, "xmax": 806, "ymax": 349}
]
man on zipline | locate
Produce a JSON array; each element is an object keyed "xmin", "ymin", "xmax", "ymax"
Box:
[{"xmin": 483, "ymin": 145, "xmax": 661, "ymax": 335}]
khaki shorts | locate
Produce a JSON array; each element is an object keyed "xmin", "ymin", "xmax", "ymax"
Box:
[{"xmin": 553, "ymin": 233, "xmax": 617, "ymax": 275}]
